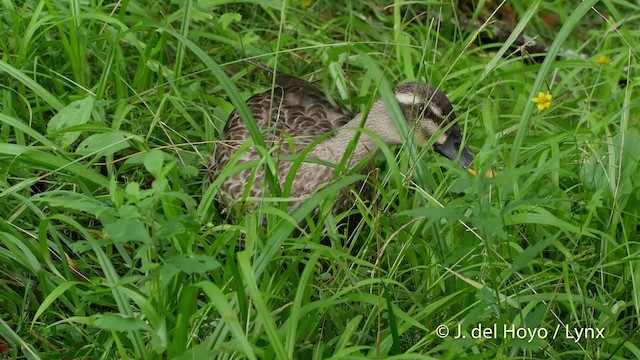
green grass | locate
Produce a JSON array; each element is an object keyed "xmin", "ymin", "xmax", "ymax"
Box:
[{"xmin": 1, "ymin": 0, "xmax": 639, "ymax": 359}]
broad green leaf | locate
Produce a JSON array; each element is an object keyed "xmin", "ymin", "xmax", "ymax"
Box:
[
  {"xmin": 105, "ymin": 219, "xmax": 152, "ymax": 244},
  {"xmin": 157, "ymin": 215, "xmax": 200, "ymax": 239},
  {"xmin": 144, "ymin": 150, "xmax": 164, "ymax": 178},
  {"xmin": 34, "ymin": 192, "xmax": 117, "ymax": 220},
  {"xmin": 218, "ymin": 12, "xmax": 241, "ymax": 29},
  {"xmin": 47, "ymin": 96, "xmax": 94, "ymax": 149},
  {"xmin": 165, "ymin": 254, "xmax": 221, "ymax": 274},
  {"xmin": 93, "ymin": 313, "xmax": 152, "ymax": 332},
  {"xmin": 75, "ymin": 132, "xmax": 131, "ymax": 157}
]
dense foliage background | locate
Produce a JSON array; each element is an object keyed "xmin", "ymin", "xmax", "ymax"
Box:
[{"xmin": 1, "ymin": 0, "xmax": 639, "ymax": 359}]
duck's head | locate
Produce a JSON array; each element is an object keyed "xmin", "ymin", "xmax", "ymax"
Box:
[{"xmin": 394, "ymin": 81, "xmax": 476, "ymax": 173}]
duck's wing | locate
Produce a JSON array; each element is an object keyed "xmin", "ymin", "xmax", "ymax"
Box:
[
  {"xmin": 209, "ymin": 61, "xmax": 353, "ymax": 202},
  {"xmin": 244, "ymin": 60, "xmax": 320, "ymax": 93},
  {"xmin": 244, "ymin": 60, "xmax": 353, "ymax": 131}
]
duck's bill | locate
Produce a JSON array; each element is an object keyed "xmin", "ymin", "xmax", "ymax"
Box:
[
  {"xmin": 433, "ymin": 135, "xmax": 495, "ymax": 178},
  {"xmin": 467, "ymin": 167, "xmax": 496, "ymax": 178},
  {"xmin": 433, "ymin": 134, "xmax": 474, "ymax": 169}
]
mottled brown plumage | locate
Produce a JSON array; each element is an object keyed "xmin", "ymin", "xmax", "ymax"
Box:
[{"xmin": 208, "ymin": 62, "xmax": 474, "ymax": 216}]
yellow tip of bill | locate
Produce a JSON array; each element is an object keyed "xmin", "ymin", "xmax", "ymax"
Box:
[{"xmin": 468, "ymin": 168, "xmax": 496, "ymax": 178}]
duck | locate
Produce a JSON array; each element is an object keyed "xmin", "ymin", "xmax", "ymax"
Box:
[{"xmin": 208, "ymin": 61, "xmax": 476, "ymax": 216}]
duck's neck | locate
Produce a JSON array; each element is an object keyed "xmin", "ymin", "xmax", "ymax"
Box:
[{"xmin": 311, "ymin": 101, "xmax": 400, "ymax": 166}]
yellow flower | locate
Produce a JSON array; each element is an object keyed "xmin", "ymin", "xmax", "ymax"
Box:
[
  {"xmin": 532, "ymin": 91, "xmax": 553, "ymax": 111},
  {"xmin": 300, "ymin": 0, "xmax": 313, "ymax": 10},
  {"xmin": 595, "ymin": 55, "xmax": 611, "ymax": 65}
]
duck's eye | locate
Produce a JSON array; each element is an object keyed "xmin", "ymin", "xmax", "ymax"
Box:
[{"xmin": 417, "ymin": 105, "xmax": 433, "ymax": 118}]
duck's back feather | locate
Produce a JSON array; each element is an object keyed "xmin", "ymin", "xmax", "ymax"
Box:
[{"xmin": 209, "ymin": 63, "xmax": 354, "ymax": 211}]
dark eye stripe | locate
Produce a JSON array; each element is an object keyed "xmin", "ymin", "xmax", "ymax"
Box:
[
  {"xmin": 398, "ymin": 101, "xmax": 451, "ymax": 126},
  {"xmin": 425, "ymin": 107, "xmax": 446, "ymax": 124}
]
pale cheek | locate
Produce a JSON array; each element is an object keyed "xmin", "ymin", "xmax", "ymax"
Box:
[
  {"xmin": 395, "ymin": 93, "xmax": 419, "ymax": 105},
  {"xmin": 412, "ymin": 131, "xmax": 427, "ymax": 146},
  {"xmin": 435, "ymin": 134, "xmax": 449, "ymax": 145},
  {"xmin": 422, "ymin": 121, "xmax": 448, "ymax": 144}
]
